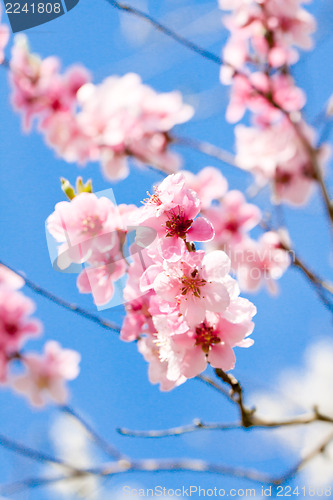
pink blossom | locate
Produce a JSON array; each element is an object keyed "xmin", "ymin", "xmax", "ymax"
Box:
[
  {"xmin": 204, "ymin": 190, "xmax": 261, "ymax": 248},
  {"xmin": 0, "ymin": 265, "xmax": 24, "ymax": 290},
  {"xmin": 0, "ymin": 287, "xmax": 42, "ymax": 353},
  {"xmin": 11, "ymin": 341, "xmax": 80, "ymax": 407},
  {"xmin": 10, "ymin": 35, "xmax": 90, "ymax": 131},
  {"xmin": 121, "ymin": 246, "xmax": 158, "ymax": 342},
  {"xmin": 233, "ymin": 232, "xmax": 290, "ymax": 293},
  {"xmin": 182, "ymin": 167, "xmax": 228, "ymax": 209},
  {"xmin": 41, "ymin": 111, "xmax": 96, "ymax": 165},
  {"xmin": 75, "ymin": 74, "xmax": 193, "ymax": 180},
  {"xmin": 137, "ymin": 173, "xmax": 214, "ymax": 261},
  {"xmin": 142, "ymin": 250, "xmax": 234, "ymax": 328},
  {"xmin": 138, "ymin": 335, "xmax": 187, "ymax": 392},
  {"xmin": 141, "ymin": 294, "xmax": 255, "ymax": 386},
  {"xmin": 47, "ymin": 192, "xmax": 125, "ymax": 269},
  {"xmin": 226, "ymin": 72, "xmax": 305, "ymax": 124},
  {"xmin": 235, "ymin": 120, "xmax": 328, "ymax": 206},
  {"xmin": 77, "ymin": 248, "xmax": 127, "ymax": 306},
  {"xmin": 175, "ymin": 299, "xmax": 255, "ymax": 378}
]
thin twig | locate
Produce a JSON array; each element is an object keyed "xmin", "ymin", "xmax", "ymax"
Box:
[
  {"xmin": 289, "ymin": 117, "xmax": 333, "ymax": 227},
  {"xmin": 195, "ymin": 374, "xmax": 232, "ymax": 399},
  {"xmin": 172, "ymin": 135, "xmax": 239, "ymax": 171},
  {"xmin": 104, "ymin": 0, "xmax": 223, "ymax": 65},
  {"xmin": 0, "ymin": 260, "xmax": 121, "ymax": 333},
  {"xmin": 117, "ymin": 419, "xmax": 241, "ymax": 438},
  {"xmin": 273, "ymin": 430, "xmax": 333, "ymax": 485},
  {"xmin": 116, "ymin": 408, "xmax": 333, "ymax": 438},
  {"xmin": 61, "ymin": 406, "xmax": 126, "ymax": 461},
  {"xmin": 0, "ymin": 433, "xmax": 80, "ymax": 471}
]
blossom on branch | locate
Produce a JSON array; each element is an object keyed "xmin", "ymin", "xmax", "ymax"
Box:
[{"xmin": 11, "ymin": 341, "xmax": 80, "ymax": 407}]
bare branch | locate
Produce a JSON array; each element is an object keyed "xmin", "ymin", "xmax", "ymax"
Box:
[
  {"xmin": 0, "ymin": 260, "xmax": 121, "ymax": 333},
  {"xmin": 104, "ymin": 0, "xmax": 223, "ymax": 66},
  {"xmin": 61, "ymin": 406, "xmax": 126, "ymax": 461},
  {"xmin": 195, "ymin": 374, "xmax": 232, "ymax": 400},
  {"xmin": 172, "ymin": 135, "xmax": 239, "ymax": 171},
  {"xmin": 117, "ymin": 419, "xmax": 241, "ymax": 438},
  {"xmin": 273, "ymin": 430, "xmax": 333, "ymax": 485}
]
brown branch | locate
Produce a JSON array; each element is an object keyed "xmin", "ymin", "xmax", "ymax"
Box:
[
  {"xmin": 214, "ymin": 369, "xmax": 255, "ymax": 427},
  {"xmin": 0, "ymin": 260, "xmax": 121, "ymax": 333}
]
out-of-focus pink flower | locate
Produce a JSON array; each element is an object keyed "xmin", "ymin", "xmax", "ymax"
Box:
[
  {"xmin": 205, "ymin": 190, "xmax": 261, "ymax": 248},
  {"xmin": 11, "ymin": 341, "xmax": 80, "ymax": 407},
  {"xmin": 0, "ymin": 287, "xmax": 42, "ymax": 353},
  {"xmin": 75, "ymin": 74, "xmax": 193, "ymax": 180},
  {"xmin": 77, "ymin": 248, "xmax": 127, "ymax": 306},
  {"xmin": 182, "ymin": 167, "xmax": 228, "ymax": 209},
  {"xmin": 142, "ymin": 250, "xmax": 234, "ymax": 328},
  {"xmin": 137, "ymin": 173, "xmax": 214, "ymax": 261},
  {"xmin": 121, "ymin": 245, "xmax": 161, "ymax": 342},
  {"xmin": 233, "ymin": 232, "xmax": 290, "ymax": 293},
  {"xmin": 138, "ymin": 334, "xmax": 187, "ymax": 392},
  {"xmin": 226, "ymin": 72, "xmax": 305, "ymax": 123},
  {"xmin": 10, "ymin": 35, "xmax": 90, "ymax": 131},
  {"xmin": 235, "ymin": 120, "xmax": 329, "ymax": 206},
  {"xmin": 41, "ymin": 111, "xmax": 96, "ymax": 165},
  {"xmin": 0, "ymin": 265, "xmax": 24, "ymax": 290},
  {"xmin": 47, "ymin": 192, "xmax": 124, "ymax": 269}
]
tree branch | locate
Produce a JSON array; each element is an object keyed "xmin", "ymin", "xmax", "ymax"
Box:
[
  {"xmin": 273, "ymin": 430, "xmax": 333, "ymax": 485},
  {"xmin": 104, "ymin": 0, "xmax": 223, "ymax": 66},
  {"xmin": 0, "ymin": 260, "xmax": 121, "ymax": 333},
  {"xmin": 172, "ymin": 135, "xmax": 239, "ymax": 171},
  {"xmin": 61, "ymin": 405, "xmax": 126, "ymax": 461}
]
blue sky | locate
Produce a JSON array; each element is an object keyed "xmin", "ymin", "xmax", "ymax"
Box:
[{"xmin": 1, "ymin": 0, "xmax": 333, "ymax": 498}]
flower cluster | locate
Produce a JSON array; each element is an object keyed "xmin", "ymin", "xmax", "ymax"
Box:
[
  {"xmin": 183, "ymin": 167, "xmax": 290, "ymax": 293},
  {"xmin": 47, "ymin": 191, "xmax": 132, "ymax": 306},
  {"xmin": 10, "ymin": 36, "xmax": 193, "ymax": 181},
  {"xmin": 0, "ymin": 264, "xmax": 80, "ymax": 407},
  {"xmin": 220, "ymin": 0, "xmax": 329, "ymax": 206},
  {"xmin": 119, "ymin": 173, "xmax": 256, "ymax": 390}
]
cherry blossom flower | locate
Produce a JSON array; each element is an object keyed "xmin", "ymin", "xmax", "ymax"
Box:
[
  {"xmin": 121, "ymin": 246, "xmax": 157, "ymax": 342},
  {"xmin": 204, "ymin": 190, "xmax": 261, "ymax": 249},
  {"xmin": 235, "ymin": 120, "xmax": 329, "ymax": 206},
  {"xmin": 75, "ymin": 74, "xmax": 194, "ymax": 180},
  {"xmin": 47, "ymin": 192, "xmax": 125, "ymax": 269},
  {"xmin": 172, "ymin": 299, "xmax": 255, "ymax": 379},
  {"xmin": 226, "ymin": 72, "xmax": 305, "ymax": 124},
  {"xmin": 10, "ymin": 35, "xmax": 90, "ymax": 131},
  {"xmin": 182, "ymin": 167, "xmax": 228, "ymax": 209},
  {"xmin": 233, "ymin": 232, "xmax": 291, "ymax": 293},
  {"xmin": 11, "ymin": 341, "xmax": 80, "ymax": 407},
  {"xmin": 142, "ymin": 250, "xmax": 233, "ymax": 328},
  {"xmin": 0, "ymin": 264, "xmax": 24, "ymax": 290},
  {"xmin": 137, "ymin": 173, "xmax": 214, "ymax": 261},
  {"xmin": 0, "ymin": 287, "xmax": 42, "ymax": 353},
  {"xmin": 77, "ymin": 247, "xmax": 127, "ymax": 306},
  {"xmin": 138, "ymin": 334, "xmax": 187, "ymax": 392}
]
